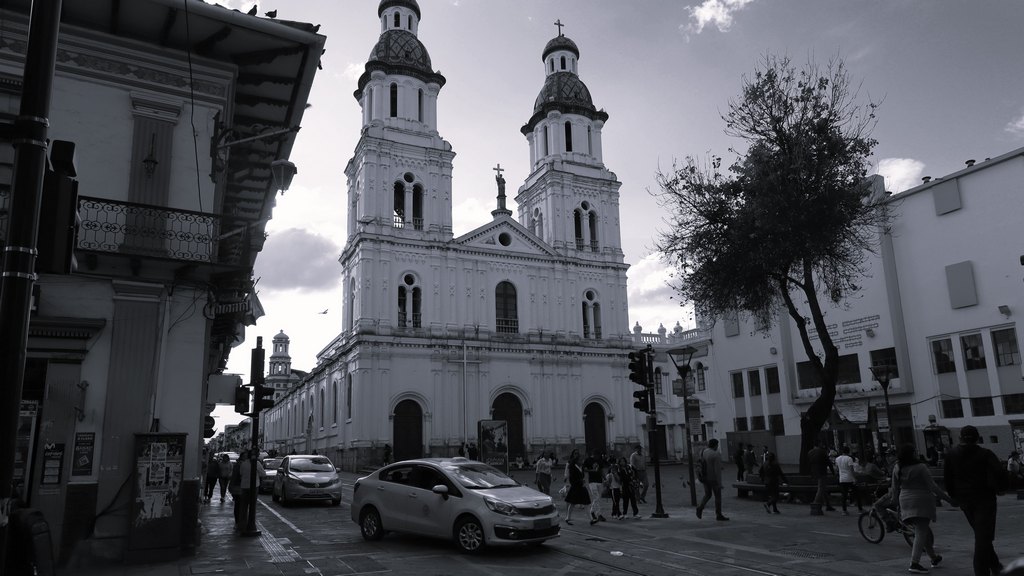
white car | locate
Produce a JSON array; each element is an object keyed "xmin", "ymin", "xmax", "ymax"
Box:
[
  {"xmin": 351, "ymin": 457, "xmax": 559, "ymax": 553},
  {"xmin": 272, "ymin": 455, "xmax": 342, "ymax": 506}
]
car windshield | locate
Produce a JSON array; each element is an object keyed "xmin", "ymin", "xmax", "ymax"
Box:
[
  {"xmin": 264, "ymin": 458, "xmax": 282, "ymax": 470},
  {"xmin": 446, "ymin": 463, "xmax": 519, "ymax": 489},
  {"xmin": 289, "ymin": 457, "xmax": 334, "ymax": 472}
]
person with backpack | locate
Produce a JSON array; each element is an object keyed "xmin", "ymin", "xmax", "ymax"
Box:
[
  {"xmin": 944, "ymin": 425, "xmax": 1008, "ymax": 576},
  {"xmin": 759, "ymin": 452, "xmax": 787, "ymax": 514},
  {"xmin": 696, "ymin": 438, "xmax": 727, "ymax": 521}
]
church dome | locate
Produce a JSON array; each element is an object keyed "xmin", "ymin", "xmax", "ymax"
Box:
[
  {"xmin": 533, "ymin": 72, "xmax": 594, "ymax": 113},
  {"xmin": 355, "ymin": 29, "xmax": 446, "ymax": 99},
  {"xmin": 378, "ymin": 0, "xmax": 421, "ymax": 19},
  {"xmin": 542, "ymin": 35, "xmax": 579, "ymax": 61}
]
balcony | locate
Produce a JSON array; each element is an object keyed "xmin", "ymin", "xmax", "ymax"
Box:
[
  {"xmin": 78, "ymin": 196, "xmax": 222, "ymax": 264},
  {"xmin": 496, "ymin": 317, "xmax": 519, "ymax": 334}
]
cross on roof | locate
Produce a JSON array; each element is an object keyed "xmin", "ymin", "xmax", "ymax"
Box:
[
  {"xmin": 493, "ymin": 163, "xmax": 504, "ymax": 178},
  {"xmin": 554, "ymin": 19, "xmax": 564, "ymax": 36}
]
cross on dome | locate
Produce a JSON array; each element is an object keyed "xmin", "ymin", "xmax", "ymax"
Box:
[{"xmin": 553, "ymin": 19, "xmax": 565, "ymax": 36}]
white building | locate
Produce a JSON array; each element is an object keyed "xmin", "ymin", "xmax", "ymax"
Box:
[
  {"xmin": 705, "ymin": 152, "xmax": 1024, "ymax": 465},
  {"xmin": 263, "ymin": 0, "xmax": 643, "ymax": 469}
]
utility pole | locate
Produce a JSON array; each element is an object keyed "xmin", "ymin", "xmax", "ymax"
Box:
[{"xmin": 0, "ymin": 1, "xmax": 63, "ymax": 573}]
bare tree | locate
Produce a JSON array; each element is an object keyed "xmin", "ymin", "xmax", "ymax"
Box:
[{"xmin": 655, "ymin": 54, "xmax": 890, "ymax": 472}]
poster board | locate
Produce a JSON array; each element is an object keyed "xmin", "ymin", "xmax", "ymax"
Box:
[
  {"xmin": 127, "ymin": 433, "xmax": 185, "ymax": 556},
  {"xmin": 478, "ymin": 420, "xmax": 508, "ymax": 474}
]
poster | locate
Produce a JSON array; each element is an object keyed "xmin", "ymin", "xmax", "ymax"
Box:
[
  {"xmin": 41, "ymin": 443, "xmax": 66, "ymax": 485},
  {"xmin": 14, "ymin": 401, "xmax": 38, "ymax": 495},
  {"xmin": 72, "ymin": 432, "xmax": 96, "ymax": 477},
  {"xmin": 478, "ymin": 420, "xmax": 508, "ymax": 474},
  {"xmin": 128, "ymin": 433, "xmax": 185, "ymax": 553}
]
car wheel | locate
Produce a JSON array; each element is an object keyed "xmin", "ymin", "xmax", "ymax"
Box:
[
  {"xmin": 360, "ymin": 507, "xmax": 384, "ymax": 541},
  {"xmin": 454, "ymin": 516, "xmax": 485, "ymax": 554}
]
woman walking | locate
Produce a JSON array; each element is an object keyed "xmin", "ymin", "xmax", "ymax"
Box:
[
  {"xmin": 607, "ymin": 460, "xmax": 623, "ymax": 519},
  {"xmin": 534, "ymin": 452, "xmax": 553, "ymax": 495},
  {"xmin": 759, "ymin": 452, "xmax": 786, "ymax": 514},
  {"xmin": 892, "ymin": 443, "xmax": 957, "ymax": 574},
  {"xmin": 562, "ymin": 449, "xmax": 590, "ymax": 525}
]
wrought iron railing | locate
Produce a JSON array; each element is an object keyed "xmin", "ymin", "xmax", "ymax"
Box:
[
  {"xmin": 77, "ymin": 196, "xmax": 220, "ymax": 263},
  {"xmin": 397, "ymin": 312, "xmax": 422, "ymax": 329},
  {"xmin": 393, "ymin": 215, "xmax": 404, "ymax": 228},
  {"xmin": 496, "ymin": 317, "xmax": 519, "ymax": 334}
]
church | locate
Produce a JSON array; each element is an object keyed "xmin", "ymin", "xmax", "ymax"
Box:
[{"xmin": 261, "ymin": 0, "xmax": 645, "ymax": 468}]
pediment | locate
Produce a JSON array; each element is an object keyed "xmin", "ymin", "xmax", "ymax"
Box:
[{"xmin": 452, "ymin": 216, "xmax": 556, "ymax": 257}]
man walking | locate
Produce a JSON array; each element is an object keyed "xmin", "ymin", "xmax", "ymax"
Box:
[
  {"xmin": 834, "ymin": 445, "xmax": 863, "ymax": 515},
  {"xmin": 733, "ymin": 443, "xmax": 746, "ymax": 482},
  {"xmin": 696, "ymin": 438, "xmax": 728, "ymax": 521},
  {"xmin": 583, "ymin": 450, "xmax": 607, "ymax": 524},
  {"xmin": 808, "ymin": 441, "xmax": 836, "ymax": 515},
  {"xmin": 944, "ymin": 425, "xmax": 1007, "ymax": 576},
  {"xmin": 629, "ymin": 445, "xmax": 648, "ymax": 504}
]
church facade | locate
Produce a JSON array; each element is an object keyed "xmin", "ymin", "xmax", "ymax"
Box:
[{"xmin": 262, "ymin": 0, "xmax": 644, "ymax": 469}]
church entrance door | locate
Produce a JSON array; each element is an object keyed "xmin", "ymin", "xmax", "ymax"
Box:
[
  {"xmin": 393, "ymin": 399, "xmax": 423, "ymax": 462},
  {"xmin": 583, "ymin": 402, "xmax": 607, "ymax": 456},
  {"xmin": 491, "ymin": 393, "xmax": 524, "ymax": 461}
]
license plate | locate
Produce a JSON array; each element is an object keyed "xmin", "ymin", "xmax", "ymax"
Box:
[{"xmin": 535, "ymin": 518, "xmax": 551, "ymax": 529}]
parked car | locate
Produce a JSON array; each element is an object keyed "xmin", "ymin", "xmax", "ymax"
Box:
[
  {"xmin": 351, "ymin": 457, "xmax": 559, "ymax": 553},
  {"xmin": 272, "ymin": 455, "xmax": 342, "ymax": 506},
  {"xmin": 260, "ymin": 458, "xmax": 282, "ymax": 494}
]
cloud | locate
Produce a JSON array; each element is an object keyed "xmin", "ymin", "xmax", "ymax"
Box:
[
  {"xmin": 876, "ymin": 157, "xmax": 926, "ymax": 193},
  {"xmin": 254, "ymin": 228, "xmax": 342, "ymax": 291},
  {"xmin": 627, "ymin": 253, "xmax": 694, "ymax": 334},
  {"xmin": 683, "ymin": 0, "xmax": 755, "ymax": 35},
  {"xmin": 342, "ymin": 62, "xmax": 364, "ymax": 82},
  {"xmin": 1006, "ymin": 111, "xmax": 1024, "ymax": 138}
]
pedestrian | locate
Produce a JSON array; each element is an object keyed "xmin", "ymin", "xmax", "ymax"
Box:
[
  {"xmin": 944, "ymin": 425, "xmax": 1009, "ymax": 576},
  {"xmin": 458, "ymin": 443, "xmax": 466, "ymax": 457},
  {"xmin": 382, "ymin": 443, "xmax": 392, "ymax": 465},
  {"xmin": 807, "ymin": 441, "xmax": 836, "ymax": 514},
  {"xmin": 204, "ymin": 452, "xmax": 220, "ymax": 503},
  {"xmin": 583, "ymin": 450, "xmax": 606, "ymax": 524},
  {"xmin": 629, "ymin": 445, "xmax": 648, "ymax": 504},
  {"xmin": 468, "ymin": 443, "xmax": 478, "ymax": 461},
  {"xmin": 534, "ymin": 452, "xmax": 553, "ymax": 495},
  {"xmin": 743, "ymin": 444, "xmax": 757, "ymax": 476},
  {"xmin": 835, "ymin": 445, "xmax": 863, "ymax": 515},
  {"xmin": 696, "ymin": 438, "xmax": 728, "ymax": 521},
  {"xmin": 606, "ymin": 461, "xmax": 623, "ymax": 519},
  {"xmin": 759, "ymin": 452, "xmax": 786, "ymax": 514},
  {"xmin": 217, "ymin": 453, "xmax": 231, "ymax": 502},
  {"xmin": 760, "ymin": 445, "xmax": 770, "ymax": 468},
  {"xmin": 1007, "ymin": 451, "xmax": 1023, "ymax": 490},
  {"xmin": 616, "ymin": 456, "xmax": 640, "ymax": 519},
  {"xmin": 893, "ymin": 443, "xmax": 955, "ymax": 573},
  {"xmin": 562, "ymin": 449, "xmax": 590, "ymax": 525},
  {"xmin": 231, "ymin": 451, "xmax": 247, "ymax": 529},
  {"xmin": 733, "ymin": 443, "xmax": 746, "ymax": 482}
]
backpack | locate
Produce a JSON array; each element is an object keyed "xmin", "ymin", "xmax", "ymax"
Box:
[{"xmin": 696, "ymin": 449, "xmax": 708, "ymax": 484}]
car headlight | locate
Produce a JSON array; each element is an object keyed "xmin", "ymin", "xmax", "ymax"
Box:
[{"xmin": 484, "ymin": 498, "xmax": 518, "ymax": 516}]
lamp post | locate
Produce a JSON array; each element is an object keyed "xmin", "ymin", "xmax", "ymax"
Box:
[
  {"xmin": 666, "ymin": 345, "xmax": 698, "ymax": 507},
  {"xmin": 868, "ymin": 364, "xmax": 899, "ymax": 451}
]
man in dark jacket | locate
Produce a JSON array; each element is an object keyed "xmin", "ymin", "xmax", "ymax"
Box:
[
  {"xmin": 944, "ymin": 425, "xmax": 1006, "ymax": 576},
  {"xmin": 808, "ymin": 442, "xmax": 836, "ymax": 514}
]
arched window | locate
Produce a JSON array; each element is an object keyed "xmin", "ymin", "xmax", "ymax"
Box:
[
  {"xmin": 542, "ymin": 125, "xmax": 549, "ymax": 156},
  {"xmin": 367, "ymin": 85, "xmax": 374, "ymax": 118},
  {"xmin": 389, "ymin": 83, "xmax": 398, "ymax": 117},
  {"xmin": 587, "ymin": 126, "xmax": 592, "ymax": 154},
  {"xmin": 408, "ymin": 15, "xmax": 413, "ymax": 30},
  {"xmin": 393, "ymin": 181, "xmax": 405, "ymax": 227},
  {"xmin": 573, "ymin": 209, "xmax": 584, "ymax": 250},
  {"xmin": 393, "ymin": 12, "xmax": 400, "ymax": 28},
  {"xmin": 347, "ymin": 278, "xmax": 356, "ymax": 330},
  {"xmin": 560, "ymin": 55, "xmax": 566, "ymax": 70},
  {"xmin": 696, "ymin": 363, "xmax": 706, "ymax": 392},
  {"xmin": 549, "ymin": 59, "xmax": 554, "ymax": 73},
  {"xmin": 417, "ymin": 89, "xmax": 424, "ymax": 122},
  {"xmin": 495, "ymin": 281, "xmax": 518, "ymax": 334},
  {"xmin": 582, "ymin": 290, "xmax": 602, "ymax": 339},
  {"xmin": 333, "ymin": 381, "xmax": 338, "ymax": 423},
  {"xmin": 346, "ymin": 374, "xmax": 353, "ymax": 420},
  {"xmin": 412, "ymin": 183, "xmax": 423, "ymax": 230},
  {"xmin": 532, "ymin": 208, "xmax": 544, "ymax": 241},
  {"xmin": 319, "ymin": 388, "xmax": 325, "ymax": 427},
  {"xmin": 398, "ymin": 274, "xmax": 422, "ymax": 328},
  {"xmin": 588, "ymin": 210, "xmax": 598, "ymax": 250},
  {"xmin": 564, "ymin": 121, "xmax": 573, "ymax": 152}
]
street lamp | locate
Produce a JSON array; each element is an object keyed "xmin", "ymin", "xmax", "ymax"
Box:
[
  {"xmin": 868, "ymin": 364, "xmax": 899, "ymax": 451},
  {"xmin": 666, "ymin": 345, "xmax": 698, "ymax": 507}
]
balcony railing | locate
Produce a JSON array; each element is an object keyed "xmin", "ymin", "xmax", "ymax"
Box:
[
  {"xmin": 78, "ymin": 196, "xmax": 220, "ymax": 263},
  {"xmin": 397, "ymin": 312, "xmax": 422, "ymax": 329},
  {"xmin": 496, "ymin": 317, "xmax": 519, "ymax": 334}
]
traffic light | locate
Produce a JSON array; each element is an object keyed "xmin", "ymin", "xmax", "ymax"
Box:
[
  {"xmin": 37, "ymin": 140, "xmax": 80, "ymax": 275},
  {"xmin": 233, "ymin": 385, "xmax": 250, "ymax": 415},
  {"xmin": 203, "ymin": 416, "xmax": 216, "ymax": 438},
  {"xmin": 253, "ymin": 383, "xmax": 275, "ymax": 413},
  {"xmin": 628, "ymin": 350, "xmax": 647, "ymax": 387},
  {"xmin": 629, "ymin": 350, "xmax": 652, "ymax": 413}
]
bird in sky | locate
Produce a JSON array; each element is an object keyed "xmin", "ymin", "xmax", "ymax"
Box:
[
  {"xmin": 318, "ymin": 309, "xmax": 328, "ymax": 315},
  {"xmin": 246, "ymin": 5, "xmax": 257, "ymax": 16}
]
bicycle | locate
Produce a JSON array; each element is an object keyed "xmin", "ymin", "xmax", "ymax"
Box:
[{"xmin": 857, "ymin": 488, "xmax": 914, "ymax": 546}]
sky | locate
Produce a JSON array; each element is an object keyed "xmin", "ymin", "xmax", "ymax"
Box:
[{"xmin": 212, "ymin": 0, "xmax": 1024, "ymax": 430}]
